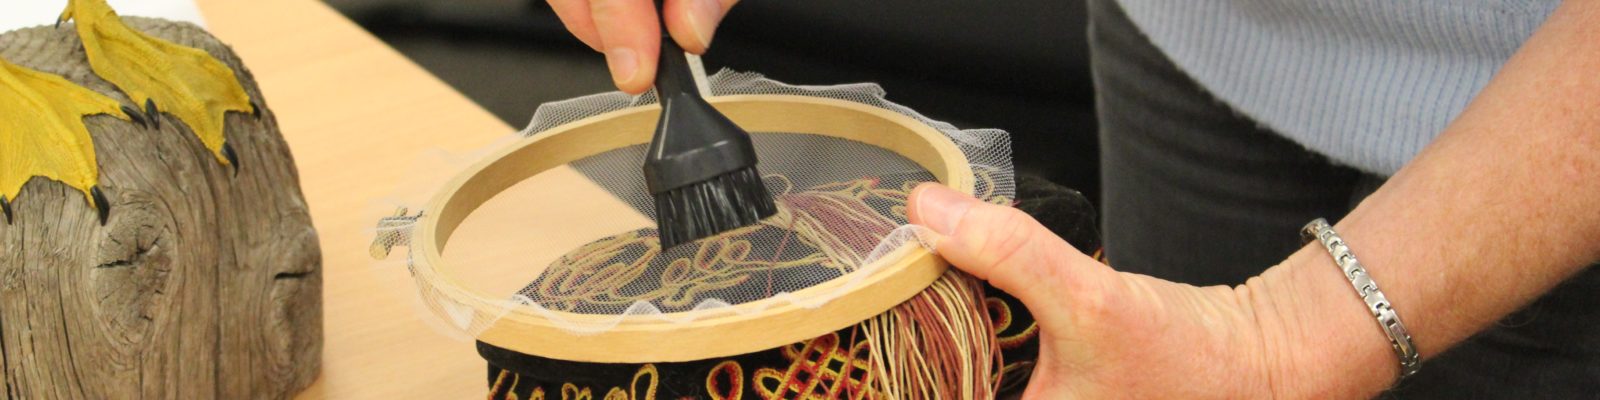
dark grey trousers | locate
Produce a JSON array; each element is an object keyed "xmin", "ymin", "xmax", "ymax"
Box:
[{"xmin": 1086, "ymin": 0, "xmax": 1600, "ymax": 396}]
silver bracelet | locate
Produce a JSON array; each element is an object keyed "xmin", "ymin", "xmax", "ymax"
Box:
[{"xmin": 1300, "ymin": 218, "xmax": 1422, "ymax": 380}]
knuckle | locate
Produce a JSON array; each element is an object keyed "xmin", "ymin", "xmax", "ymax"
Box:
[
  {"xmin": 955, "ymin": 205, "xmax": 1092, "ymax": 300},
  {"xmin": 958, "ymin": 205, "xmax": 1042, "ymax": 276},
  {"xmin": 969, "ymin": 205, "xmax": 1036, "ymax": 256},
  {"xmin": 1076, "ymin": 280, "xmax": 1118, "ymax": 319}
]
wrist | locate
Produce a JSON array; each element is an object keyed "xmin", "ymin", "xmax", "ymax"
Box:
[{"xmin": 1235, "ymin": 245, "xmax": 1397, "ymax": 399}]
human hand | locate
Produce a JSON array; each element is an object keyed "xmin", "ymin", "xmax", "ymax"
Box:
[
  {"xmin": 549, "ymin": 0, "xmax": 739, "ymax": 94},
  {"xmin": 907, "ymin": 183, "xmax": 1289, "ymax": 399}
]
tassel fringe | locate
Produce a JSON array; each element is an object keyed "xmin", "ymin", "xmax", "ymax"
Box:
[{"xmin": 861, "ymin": 270, "xmax": 1001, "ymax": 400}]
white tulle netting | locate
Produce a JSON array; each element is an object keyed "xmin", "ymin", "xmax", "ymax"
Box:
[{"xmin": 375, "ymin": 70, "xmax": 1013, "ymax": 336}]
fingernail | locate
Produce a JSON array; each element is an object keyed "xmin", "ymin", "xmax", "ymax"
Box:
[
  {"xmin": 685, "ymin": 0, "xmax": 721, "ymax": 48},
  {"xmin": 605, "ymin": 47, "xmax": 639, "ymax": 86},
  {"xmin": 912, "ymin": 184, "xmax": 975, "ymax": 236}
]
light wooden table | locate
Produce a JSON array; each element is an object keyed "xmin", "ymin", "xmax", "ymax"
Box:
[{"xmin": 196, "ymin": 0, "xmax": 513, "ymax": 397}]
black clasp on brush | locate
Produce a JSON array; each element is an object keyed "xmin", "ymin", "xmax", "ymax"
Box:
[{"xmin": 641, "ymin": 20, "xmax": 776, "ymax": 249}]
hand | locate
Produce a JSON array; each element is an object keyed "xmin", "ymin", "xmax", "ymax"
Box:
[
  {"xmin": 548, "ymin": 0, "xmax": 739, "ymax": 94},
  {"xmin": 907, "ymin": 183, "xmax": 1286, "ymax": 399}
]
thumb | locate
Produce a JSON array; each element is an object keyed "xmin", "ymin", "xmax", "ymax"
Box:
[
  {"xmin": 663, "ymin": 0, "xmax": 739, "ymax": 54},
  {"xmin": 908, "ymin": 183, "xmax": 1111, "ymax": 318}
]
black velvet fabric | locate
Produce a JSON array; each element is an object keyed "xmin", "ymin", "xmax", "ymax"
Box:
[{"xmin": 481, "ymin": 174, "xmax": 1097, "ymax": 399}]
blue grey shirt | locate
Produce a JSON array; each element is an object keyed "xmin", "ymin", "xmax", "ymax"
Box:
[{"xmin": 1114, "ymin": 0, "xmax": 1559, "ymax": 175}]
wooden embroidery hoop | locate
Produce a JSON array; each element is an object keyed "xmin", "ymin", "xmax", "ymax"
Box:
[{"xmin": 415, "ymin": 94, "xmax": 974, "ymax": 363}]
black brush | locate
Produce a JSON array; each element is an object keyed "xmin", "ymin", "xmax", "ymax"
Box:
[{"xmin": 643, "ymin": 35, "xmax": 776, "ymax": 249}]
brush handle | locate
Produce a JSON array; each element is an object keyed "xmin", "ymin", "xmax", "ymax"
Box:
[
  {"xmin": 653, "ymin": 0, "xmax": 711, "ymax": 98},
  {"xmin": 643, "ymin": 0, "xmax": 760, "ymax": 194},
  {"xmin": 654, "ymin": 38, "xmax": 700, "ymax": 101}
]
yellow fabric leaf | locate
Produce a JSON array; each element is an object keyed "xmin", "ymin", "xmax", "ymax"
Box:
[
  {"xmin": 61, "ymin": 0, "xmax": 252, "ymax": 165},
  {"xmin": 0, "ymin": 58, "xmax": 127, "ymax": 206}
]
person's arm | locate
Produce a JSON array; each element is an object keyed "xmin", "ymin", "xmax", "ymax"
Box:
[
  {"xmin": 1251, "ymin": 1, "xmax": 1600, "ymax": 397},
  {"xmin": 907, "ymin": 1, "xmax": 1598, "ymax": 398},
  {"xmin": 551, "ymin": 0, "xmax": 1600, "ymax": 396}
]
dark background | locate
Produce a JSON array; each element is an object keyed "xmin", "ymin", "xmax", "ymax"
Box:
[{"xmin": 323, "ymin": 0, "xmax": 1101, "ymax": 205}]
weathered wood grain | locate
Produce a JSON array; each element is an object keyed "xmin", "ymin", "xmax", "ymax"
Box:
[{"xmin": 0, "ymin": 18, "xmax": 320, "ymax": 399}]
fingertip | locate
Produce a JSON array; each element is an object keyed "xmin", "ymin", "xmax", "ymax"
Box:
[
  {"xmin": 907, "ymin": 182, "xmax": 939, "ymax": 226},
  {"xmin": 616, "ymin": 78, "xmax": 654, "ymax": 95},
  {"xmin": 589, "ymin": 0, "xmax": 660, "ymax": 93},
  {"xmin": 666, "ymin": 28, "xmax": 708, "ymax": 55},
  {"xmin": 908, "ymin": 183, "xmax": 976, "ymax": 236},
  {"xmin": 665, "ymin": 0, "xmax": 726, "ymax": 54},
  {"xmin": 605, "ymin": 47, "xmax": 655, "ymax": 94}
]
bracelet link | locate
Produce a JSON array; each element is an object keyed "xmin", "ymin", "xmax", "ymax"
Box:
[{"xmin": 1301, "ymin": 218, "xmax": 1422, "ymax": 380}]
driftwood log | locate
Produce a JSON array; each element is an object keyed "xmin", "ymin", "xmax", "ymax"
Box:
[{"xmin": 0, "ymin": 19, "xmax": 320, "ymax": 399}]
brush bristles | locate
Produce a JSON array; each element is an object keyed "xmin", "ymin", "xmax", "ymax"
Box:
[{"xmin": 654, "ymin": 168, "xmax": 777, "ymax": 248}]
